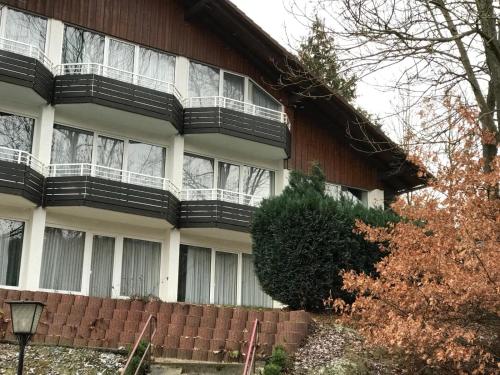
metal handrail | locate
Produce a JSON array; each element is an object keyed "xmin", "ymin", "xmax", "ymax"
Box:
[
  {"xmin": 242, "ymin": 319, "xmax": 260, "ymax": 375},
  {"xmin": 0, "ymin": 146, "xmax": 44, "ymax": 174},
  {"xmin": 53, "ymin": 62, "xmax": 182, "ymax": 101},
  {"xmin": 46, "ymin": 163, "xmax": 180, "ymax": 198},
  {"xmin": 183, "ymin": 96, "xmax": 288, "ymax": 125},
  {"xmin": 181, "ymin": 188, "xmax": 265, "ymax": 207},
  {"xmin": 0, "ymin": 37, "xmax": 53, "ymax": 69},
  {"xmin": 121, "ymin": 314, "xmax": 157, "ymax": 375}
]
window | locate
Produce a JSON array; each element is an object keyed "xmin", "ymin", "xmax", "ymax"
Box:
[
  {"xmin": 214, "ymin": 251, "xmax": 238, "ymax": 305},
  {"xmin": 242, "ymin": 166, "xmax": 274, "ymax": 198},
  {"xmin": 0, "ymin": 219, "xmax": 24, "ymax": 287},
  {"xmin": 138, "ymin": 46, "xmax": 175, "ymax": 84},
  {"xmin": 97, "ymin": 135, "xmax": 124, "ymax": 170},
  {"xmin": 128, "ymin": 141, "xmax": 166, "ymax": 178},
  {"xmin": 120, "ymin": 238, "xmax": 161, "ymax": 297},
  {"xmin": 250, "ymin": 82, "xmax": 281, "ymax": 111},
  {"xmin": 183, "ymin": 154, "xmax": 214, "ymax": 190},
  {"xmin": 107, "ymin": 39, "xmax": 135, "ymax": 82},
  {"xmin": 39, "ymin": 227, "xmax": 85, "ymax": 292},
  {"xmin": 177, "ymin": 245, "xmax": 211, "ymax": 304},
  {"xmin": 218, "ymin": 162, "xmax": 240, "ymax": 192},
  {"xmin": 241, "ymin": 254, "xmax": 272, "ymax": 307},
  {"xmin": 0, "ymin": 113, "xmax": 34, "ymax": 153},
  {"xmin": 62, "ymin": 25, "xmax": 104, "ymax": 64},
  {"xmin": 223, "ymin": 72, "xmax": 244, "ymax": 102},
  {"xmin": 89, "ymin": 235, "xmax": 115, "ymax": 298},
  {"xmin": 51, "ymin": 125, "xmax": 94, "ymax": 164},
  {"xmin": 189, "ymin": 62, "xmax": 220, "ymax": 97},
  {"xmin": 3, "ymin": 8, "xmax": 47, "ymax": 51}
]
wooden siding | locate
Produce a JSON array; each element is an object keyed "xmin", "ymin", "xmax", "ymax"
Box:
[
  {"xmin": 3, "ymin": 0, "xmax": 384, "ymax": 191},
  {"xmin": 286, "ymin": 107, "xmax": 382, "ymax": 190}
]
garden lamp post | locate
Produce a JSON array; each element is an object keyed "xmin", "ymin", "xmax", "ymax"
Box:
[{"xmin": 6, "ymin": 301, "xmax": 45, "ymax": 375}]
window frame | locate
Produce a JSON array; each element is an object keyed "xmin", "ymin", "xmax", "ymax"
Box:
[
  {"xmin": 51, "ymin": 122, "xmax": 168, "ymax": 178},
  {"xmin": 0, "ymin": 7, "xmax": 48, "ymax": 54},
  {"xmin": 183, "ymin": 151, "xmax": 276, "ymax": 198}
]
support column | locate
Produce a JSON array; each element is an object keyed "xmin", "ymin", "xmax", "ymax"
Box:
[
  {"xmin": 164, "ymin": 229, "xmax": 181, "ymax": 302},
  {"xmin": 32, "ymin": 106, "xmax": 55, "ymax": 164},
  {"xmin": 174, "ymin": 56, "xmax": 190, "ymax": 99},
  {"xmin": 46, "ymin": 19, "xmax": 64, "ymax": 65},
  {"xmin": 367, "ymin": 189, "xmax": 385, "ymax": 208},
  {"xmin": 111, "ymin": 237, "xmax": 124, "ymax": 298},
  {"xmin": 21, "ymin": 208, "xmax": 47, "ymax": 290},
  {"xmin": 167, "ymin": 134, "xmax": 185, "ymax": 190}
]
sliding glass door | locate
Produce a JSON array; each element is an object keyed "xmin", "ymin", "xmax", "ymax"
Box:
[
  {"xmin": 241, "ymin": 254, "xmax": 272, "ymax": 307},
  {"xmin": 89, "ymin": 235, "xmax": 115, "ymax": 298},
  {"xmin": 0, "ymin": 219, "xmax": 24, "ymax": 287},
  {"xmin": 214, "ymin": 251, "xmax": 238, "ymax": 305},
  {"xmin": 178, "ymin": 245, "xmax": 212, "ymax": 304}
]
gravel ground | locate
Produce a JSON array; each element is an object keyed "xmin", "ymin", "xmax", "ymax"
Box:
[
  {"xmin": 290, "ymin": 317, "xmax": 408, "ymax": 375},
  {"xmin": 0, "ymin": 343, "xmax": 126, "ymax": 374}
]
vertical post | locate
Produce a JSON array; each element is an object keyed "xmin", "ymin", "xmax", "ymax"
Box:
[
  {"xmin": 164, "ymin": 229, "xmax": 180, "ymax": 302},
  {"xmin": 17, "ymin": 337, "xmax": 26, "ymax": 375},
  {"xmin": 166, "ymin": 134, "xmax": 184, "ymax": 190}
]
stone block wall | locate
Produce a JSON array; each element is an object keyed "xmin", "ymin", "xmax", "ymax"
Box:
[{"xmin": 0, "ymin": 289, "xmax": 311, "ymax": 362}]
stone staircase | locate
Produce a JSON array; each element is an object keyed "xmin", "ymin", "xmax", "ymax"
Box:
[{"xmin": 150, "ymin": 358, "xmax": 247, "ymax": 375}]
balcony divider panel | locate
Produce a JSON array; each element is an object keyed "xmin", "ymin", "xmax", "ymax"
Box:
[
  {"xmin": 179, "ymin": 200, "xmax": 255, "ymax": 232},
  {"xmin": 0, "ymin": 159, "xmax": 44, "ymax": 205},
  {"xmin": 53, "ymin": 74, "xmax": 183, "ymax": 132},
  {"xmin": 0, "ymin": 49, "xmax": 53, "ymax": 102},
  {"xmin": 44, "ymin": 176, "xmax": 179, "ymax": 226},
  {"xmin": 183, "ymin": 107, "xmax": 290, "ymax": 157}
]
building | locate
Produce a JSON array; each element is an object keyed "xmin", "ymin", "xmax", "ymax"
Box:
[{"xmin": 0, "ymin": 0, "xmax": 423, "ymax": 308}]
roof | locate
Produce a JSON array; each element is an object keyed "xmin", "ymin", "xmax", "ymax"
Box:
[{"xmin": 182, "ymin": 0, "xmax": 428, "ymax": 193}]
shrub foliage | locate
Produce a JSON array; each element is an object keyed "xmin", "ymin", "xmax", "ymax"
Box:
[{"xmin": 251, "ymin": 165, "xmax": 396, "ymax": 310}]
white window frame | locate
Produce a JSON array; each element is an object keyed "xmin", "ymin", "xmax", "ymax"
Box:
[
  {"xmin": 52, "ymin": 122, "xmax": 169, "ymax": 179},
  {"xmin": 183, "ymin": 151, "xmax": 277, "ymax": 197}
]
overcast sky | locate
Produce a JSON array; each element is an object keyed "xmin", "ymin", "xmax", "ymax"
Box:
[{"xmin": 230, "ymin": 0, "xmax": 396, "ymax": 134}]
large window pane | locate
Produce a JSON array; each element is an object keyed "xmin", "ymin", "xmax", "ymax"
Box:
[
  {"xmin": 5, "ymin": 9, "xmax": 47, "ymax": 51},
  {"xmin": 51, "ymin": 125, "xmax": 93, "ymax": 164},
  {"xmin": 139, "ymin": 47, "xmax": 175, "ymax": 83},
  {"xmin": 188, "ymin": 62, "xmax": 220, "ymax": 97},
  {"xmin": 108, "ymin": 39, "xmax": 135, "ymax": 79},
  {"xmin": 218, "ymin": 162, "xmax": 240, "ymax": 193},
  {"xmin": 242, "ymin": 254, "xmax": 272, "ymax": 308},
  {"xmin": 0, "ymin": 113, "xmax": 34, "ymax": 153},
  {"xmin": 39, "ymin": 227, "xmax": 85, "ymax": 292},
  {"xmin": 214, "ymin": 252, "xmax": 238, "ymax": 305},
  {"xmin": 0, "ymin": 219, "xmax": 24, "ymax": 287},
  {"xmin": 120, "ymin": 238, "xmax": 161, "ymax": 297},
  {"xmin": 89, "ymin": 235, "xmax": 115, "ymax": 298},
  {"xmin": 62, "ymin": 25, "xmax": 104, "ymax": 64},
  {"xmin": 242, "ymin": 166, "xmax": 274, "ymax": 198},
  {"xmin": 251, "ymin": 82, "xmax": 281, "ymax": 111},
  {"xmin": 183, "ymin": 154, "xmax": 214, "ymax": 190},
  {"xmin": 178, "ymin": 245, "xmax": 211, "ymax": 304},
  {"xmin": 223, "ymin": 72, "xmax": 244, "ymax": 102},
  {"xmin": 128, "ymin": 141, "xmax": 166, "ymax": 177},
  {"xmin": 97, "ymin": 136, "xmax": 123, "ymax": 169}
]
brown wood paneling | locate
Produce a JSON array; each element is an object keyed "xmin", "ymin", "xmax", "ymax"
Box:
[{"xmin": 286, "ymin": 107, "xmax": 383, "ymax": 190}]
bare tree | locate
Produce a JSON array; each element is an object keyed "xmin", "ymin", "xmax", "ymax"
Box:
[{"xmin": 284, "ymin": 0, "xmax": 499, "ymax": 188}]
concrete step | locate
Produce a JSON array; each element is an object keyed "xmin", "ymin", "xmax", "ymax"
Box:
[{"xmin": 150, "ymin": 358, "xmax": 245, "ymax": 375}]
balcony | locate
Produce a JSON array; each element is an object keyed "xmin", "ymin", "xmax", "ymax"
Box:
[
  {"xmin": 183, "ymin": 97, "xmax": 291, "ymax": 160},
  {"xmin": 0, "ymin": 146, "xmax": 44, "ymax": 206},
  {"xmin": 52, "ymin": 63, "xmax": 183, "ymax": 136},
  {"xmin": 43, "ymin": 163, "xmax": 180, "ymax": 226},
  {"xmin": 179, "ymin": 189, "xmax": 263, "ymax": 233},
  {"xmin": 0, "ymin": 37, "xmax": 54, "ymax": 105}
]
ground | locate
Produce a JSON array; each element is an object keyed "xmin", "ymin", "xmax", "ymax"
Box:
[
  {"xmin": 0, "ymin": 343, "xmax": 126, "ymax": 374},
  {"xmin": 289, "ymin": 315, "xmax": 408, "ymax": 375}
]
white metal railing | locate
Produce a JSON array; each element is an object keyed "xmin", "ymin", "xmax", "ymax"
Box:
[
  {"xmin": 0, "ymin": 37, "xmax": 53, "ymax": 69},
  {"xmin": 181, "ymin": 188, "xmax": 265, "ymax": 207},
  {"xmin": 53, "ymin": 63, "xmax": 182, "ymax": 100},
  {"xmin": 0, "ymin": 146, "xmax": 44, "ymax": 174},
  {"xmin": 46, "ymin": 163, "xmax": 180, "ymax": 198},
  {"xmin": 183, "ymin": 96, "xmax": 289, "ymax": 125}
]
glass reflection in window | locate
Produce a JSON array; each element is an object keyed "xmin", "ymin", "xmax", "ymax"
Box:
[
  {"xmin": 128, "ymin": 141, "xmax": 166, "ymax": 178},
  {"xmin": 62, "ymin": 25, "xmax": 104, "ymax": 65},
  {"xmin": 139, "ymin": 47, "xmax": 175, "ymax": 85},
  {"xmin": 188, "ymin": 62, "xmax": 220, "ymax": 98},
  {"xmin": 107, "ymin": 39, "xmax": 135, "ymax": 81},
  {"xmin": 0, "ymin": 113, "xmax": 34, "ymax": 153},
  {"xmin": 223, "ymin": 72, "xmax": 244, "ymax": 102},
  {"xmin": 0, "ymin": 218, "xmax": 24, "ymax": 287},
  {"xmin": 251, "ymin": 82, "xmax": 281, "ymax": 111},
  {"xmin": 4, "ymin": 8, "xmax": 47, "ymax": 51},
  {"xmin": 242, "ymin": 166, "xmax": 273, "ymax": 198},
  {"xmin": 51, "ymin": 125, "xmax": 93, "ymax": 164},
  {"xmin": 183, "ymin": 154, "xmax": 214, "ymax": 196},
  {"xmin": 97, "ymin": 135, "xmax": 124, "ymax": 174}
]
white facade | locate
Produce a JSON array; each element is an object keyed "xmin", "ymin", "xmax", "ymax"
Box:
[{"xmin": 0, "ymin": 6, "xmax": 384, "ymax": 307}]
